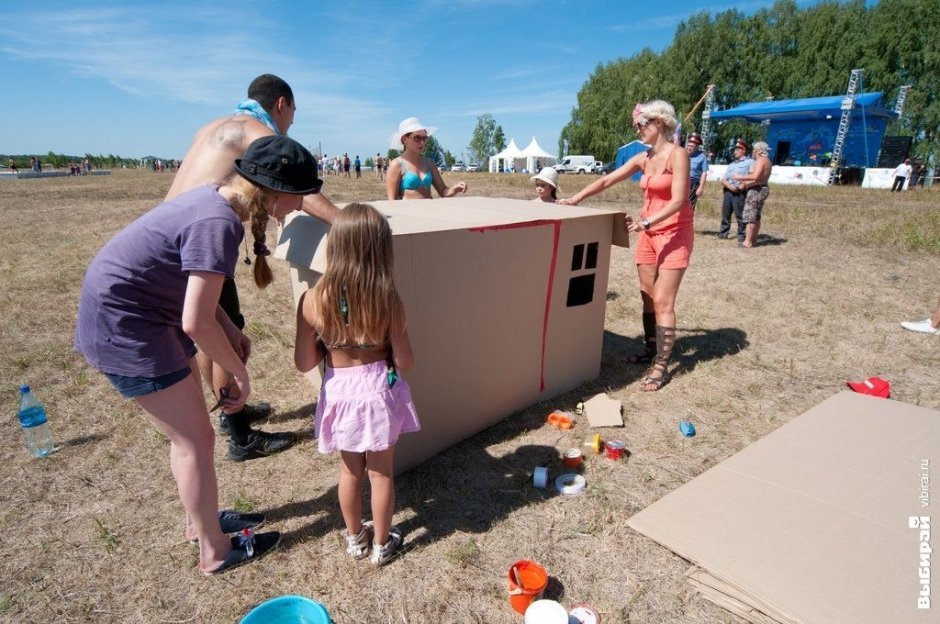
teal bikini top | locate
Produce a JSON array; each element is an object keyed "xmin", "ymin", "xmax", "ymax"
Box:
[{"xmin": 400, "ymin": 158, "xmax": 434, "ymax": 191}]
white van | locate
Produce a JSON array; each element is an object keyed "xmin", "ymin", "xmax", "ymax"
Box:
[{"xmin": 554, "ymin": 155, "xmax": 596, "ymax": 174}]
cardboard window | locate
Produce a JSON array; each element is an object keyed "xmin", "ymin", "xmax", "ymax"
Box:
[
  {"xmin": 571, "ymin": 244, "xmax": 585, "ymax": 271},
  {"xmin": 585, "ymin": 242, "xmax": 599, "ymax": 269},
  {"xmin": 566, "ymin": 274, "xmax": 595, "ymax": 307}
]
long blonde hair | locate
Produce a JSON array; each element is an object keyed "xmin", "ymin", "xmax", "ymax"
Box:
[
  {"xmin": 228, "ymin": 175, "xmax": 275, "ymax": 288},
  {"xmin": 310, "ymin": 203, "xmax": 405, "ymax": 345}
]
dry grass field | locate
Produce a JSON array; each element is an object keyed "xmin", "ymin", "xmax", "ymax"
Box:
[{"xmin": 0, "ymin": 169, "xmax": 938, "ymax": 623}]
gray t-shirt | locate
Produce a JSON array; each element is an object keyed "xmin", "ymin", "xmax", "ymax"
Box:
[{"xmin": 75, "ymin": 185, "xmax": 243, "ymax": 376}]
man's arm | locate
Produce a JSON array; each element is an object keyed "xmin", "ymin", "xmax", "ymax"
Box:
[{"xmin": 301, "ymin": 192, "xmax": 341, "ymax": 225}]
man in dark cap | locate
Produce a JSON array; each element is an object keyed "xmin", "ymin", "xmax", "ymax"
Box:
[
  {"xmin": 168, "ymin": 74, "xmax": 339, "ymax": 461},
  {"xmin": 718, "ymin": 139, "xmax": 753, "ymax": 243},
  {"xmin": 685, "ymin": 132, "xmax": 708, "ymax": 210}
]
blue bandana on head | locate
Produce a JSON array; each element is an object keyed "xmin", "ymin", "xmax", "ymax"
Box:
[{"xmin": 233, "ymin": 99, "xmax": 280, "ymax": 135}]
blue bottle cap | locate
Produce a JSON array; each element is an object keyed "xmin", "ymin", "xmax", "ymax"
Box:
[{"xmin": 19, "ymin": 384, "xmax": 30, "ymax": 393}]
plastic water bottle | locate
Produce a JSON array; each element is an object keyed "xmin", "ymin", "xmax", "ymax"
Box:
[{"xmin": 17, "ymin": 384, "xmax": 54, "ymax": 457}]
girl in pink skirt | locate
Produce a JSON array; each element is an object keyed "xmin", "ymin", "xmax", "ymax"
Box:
[{"xmin": 294, "ymin": 202, "xmax": 419, "ymax": 566}]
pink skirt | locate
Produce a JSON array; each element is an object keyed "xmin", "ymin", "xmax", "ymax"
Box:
[{"xmin": 315, "ymin": 360, "xmax": 420, "ymax": 453}]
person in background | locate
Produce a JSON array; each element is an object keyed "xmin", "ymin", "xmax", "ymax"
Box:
[
  {"xmin": 559, "ymin": 100, "xmax": 693, "ymax": 391},
  {"xmin": 76, "ymin": 135, "xmax": 321, "ymax": 573},
  {"xmin": 718, "ymin": 140, "xmax": 753, "ymax": 243},
  {"xmin": 386, "ymin": 117, "xmax": 467, "ymax": 200},
  {"xmin": 685, "ymin": 132, "xmax": 708, "ymax": 210},
  {"xmin": 295, "ymin": 202, "xmax": 419, "ymax": 566},
  {"xmin": 375, "ymin": 152, "xmax": 384, "ymax": 181},
  {"xmin": 891, "ymin": 158, "xmax": 911, "ymax": 192},
  {"xmin": 354, "ymin": 155, "xmax": 362, "ymax": 178},
  {"xmin": 901, "ymin": 298, "xmax": 940, "ymax": 335},
  {"xmin": 8, "ymin": 158, "xmax": 18, "ymax": 174},
  {"xmin": 908, "ymin": 159, "xmax": 923, "ymax": 190},
  {"xmin": 531, "ymin": 167, "xmax": 559, "ymax": 203},
  {"xmin": 167, "ymin": 73, "xmax": 340, "ymax": 461},
  {"xmin": 733, "ymin": 141, "xmax": 773, "ymax": 248}
]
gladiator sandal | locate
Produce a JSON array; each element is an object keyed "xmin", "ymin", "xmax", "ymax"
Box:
[
  {"xmin": 624, "ymin": 312, "xmax": 657, "ymax": 364},
  {"xmin": 641, "ymin": 326, "xmax": 676, "ymax": 392}
]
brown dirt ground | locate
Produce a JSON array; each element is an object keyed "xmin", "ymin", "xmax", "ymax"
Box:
[{"xmin": 0, "ymin": 170, "xmax": 937, "ymax": 623}]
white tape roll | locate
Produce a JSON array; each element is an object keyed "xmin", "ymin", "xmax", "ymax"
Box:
[
  {"xmin": 533, "ymin": 466, "xmax": 548, "ymax": 488},
  {"xmin": 555, "ymin": 473, "xmax": 586, "ymax": 495}
]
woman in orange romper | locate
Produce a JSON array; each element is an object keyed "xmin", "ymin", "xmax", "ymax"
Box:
[{"xmin": 559, "ymin": 100, "xmax": 692, "ymax": 391}]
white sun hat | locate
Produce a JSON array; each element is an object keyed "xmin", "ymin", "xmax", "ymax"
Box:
[
  {"xmin": 530, "ymin": 166, "xmax": 558, "ymax": 189},
  {"xmin": 388, "ymin": 117, "xmax": 438, "ymax": 149}
]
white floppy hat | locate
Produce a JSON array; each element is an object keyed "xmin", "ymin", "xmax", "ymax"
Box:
[
  {"xmin": 530, "ymin": 167, "xmax": 558, "ymax": 189},
  {"xmin": 388, "ymin": 117, "xmax": 438, "ymax": 149}
]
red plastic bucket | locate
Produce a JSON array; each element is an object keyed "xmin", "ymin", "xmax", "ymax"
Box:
[{"xmin": 507, "ymin": 560, "xmax": 549, "ymax": 614}]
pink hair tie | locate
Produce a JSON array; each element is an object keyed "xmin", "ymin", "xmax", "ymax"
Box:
[{"xmin": 632, "ymin": 103, "xmax": 644, "ymax": 124}]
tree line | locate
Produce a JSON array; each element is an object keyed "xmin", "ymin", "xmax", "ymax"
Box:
[
  {"xmin": 560, "ymin": 0, "xmax": 939, "ymax": 163},
  {"xmin": 2, "ymin": 152, "xmax": 146, "ymax": 170}
]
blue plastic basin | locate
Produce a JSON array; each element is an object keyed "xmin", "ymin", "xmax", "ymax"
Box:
[{"xmin": 240, "ymin": 595, "xmax": 331, "ymax": 624}]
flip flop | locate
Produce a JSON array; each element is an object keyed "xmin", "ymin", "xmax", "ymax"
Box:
[
  {"xmin": 204, "ymin": 530, "xmax": 281, "ymax": 575},
  {"xmin": 188, "ymin": 509, "xmax": 265, "ymax": 544}
]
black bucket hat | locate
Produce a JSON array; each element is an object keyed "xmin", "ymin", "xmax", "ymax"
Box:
[{"xmin": 235, "ymin": 135, "xmax": 323, "ymax": 194}]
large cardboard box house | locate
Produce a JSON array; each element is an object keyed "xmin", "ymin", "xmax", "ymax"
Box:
[{"xmin": 275, "ymin": 197, "xmax": 628, "ymax": 472}]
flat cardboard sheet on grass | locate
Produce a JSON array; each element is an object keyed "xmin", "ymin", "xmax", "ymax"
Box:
[{"xmin": 627, "ymin": 391, "xmax": 937, "ymax": 624}]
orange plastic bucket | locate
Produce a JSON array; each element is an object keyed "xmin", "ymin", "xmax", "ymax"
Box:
[{"xmin": 507, "ymin": 560, "xmax": 549, "ymax": 614}]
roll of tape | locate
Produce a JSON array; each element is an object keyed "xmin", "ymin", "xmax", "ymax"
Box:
[
  {"xmin": 555, "ymin": 473, "xmax": 586, "ymax": 495},
  {"xmin": 533, "ymin": 466, "xmax": 548, "ymax": 488}
]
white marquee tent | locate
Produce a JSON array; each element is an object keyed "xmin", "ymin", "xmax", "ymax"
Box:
[
  {"xmin": 520, "ymin": 137, "xmax": 555, "ymax": 174},
  {"xmin": 488, "ymin": 138, "xmax": 523, "ymax": 173},
  {"xmin": 488, "ymin": 137, "xmax": 556, "ymax": 173}
]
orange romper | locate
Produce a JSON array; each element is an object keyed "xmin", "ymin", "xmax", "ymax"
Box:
[{"xmin": 635, "ymin": 146, "xmax": 694, "ymax": 269}]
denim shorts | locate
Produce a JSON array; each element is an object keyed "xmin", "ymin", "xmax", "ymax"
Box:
[{"xmin": 104, "ymin": 367, "xmax": 191, "ymax": 398}]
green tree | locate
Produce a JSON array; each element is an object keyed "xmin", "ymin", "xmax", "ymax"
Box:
[
  {"xmin": 468, "ymin": 113, "xmax": 502, "ymax": 165},
  {"xmin": 493, "ymin": 125, "xmax": 506, "ymax": 153},
  {"xmin": 562, "ymin": 0, "xmax": 939, "ymax": 162},
  {"xmin": 423, "ymin": 135, "xmax": 445, "ymax": 166}
]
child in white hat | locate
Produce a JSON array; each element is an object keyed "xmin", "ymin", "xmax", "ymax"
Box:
[{"xmin": 531, "ymin": 167, "xmax": 559, "ymax": 203}]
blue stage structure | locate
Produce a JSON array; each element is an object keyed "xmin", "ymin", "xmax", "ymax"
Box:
[
  {"xmin": 710, "ymin": 93, "xmax": 898, "ymax": 168},
  {"xmin": 615, "ymin": 140, "xmax": 650, "ymax": 181}
]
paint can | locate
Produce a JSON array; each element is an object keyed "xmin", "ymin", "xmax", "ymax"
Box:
[
  {"xmin": 604, "ymin": 439, "xmax": 625, "ymax": 460},
  {"xmin": 569, "ymin": 603, "xmax": 602, "ymax": 624},
  {"xmin": 507, "ymin": 560, "xmax": 549, "ymax": 614},
  {"xmin": 562, "ymin": 448, "xmax": 583, "ymax": 469}
]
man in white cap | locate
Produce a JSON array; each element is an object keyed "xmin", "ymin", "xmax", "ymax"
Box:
[{"xmin": 168, "ymin": 74, "xmax": 340, "ymax": 461}]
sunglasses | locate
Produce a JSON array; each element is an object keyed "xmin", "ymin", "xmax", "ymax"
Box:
[{"xmin": 410, "ymin": 134, "xmax": 429, "ymax": 143}]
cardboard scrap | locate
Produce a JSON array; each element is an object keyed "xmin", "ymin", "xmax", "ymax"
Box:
[
  {"xmin": 582, "ymin": 393, "xmax": 623, "ymax": 427},
  {"xmin": 627, "ymin": 391, "xmax": 939, "ymax": 624}
]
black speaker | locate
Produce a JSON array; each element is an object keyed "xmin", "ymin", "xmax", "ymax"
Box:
[{"xmin": 877, "ymin": 136, "xmax": 912, "ymax": 168}]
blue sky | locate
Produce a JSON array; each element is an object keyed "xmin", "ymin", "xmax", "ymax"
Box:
[{"xmin": 1, "ymin": 1, "xmax": 816, "ymax": 162}]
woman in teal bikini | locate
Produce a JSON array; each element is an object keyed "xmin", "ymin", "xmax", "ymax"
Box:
[{"xmin": 385, "ymin": 117, "xmax": 468, "ymax": 200}]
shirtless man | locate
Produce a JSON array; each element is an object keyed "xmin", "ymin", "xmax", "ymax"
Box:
[
  {"xmin": 168, "ymin": 74, "xmax": 340, "ymax": 461},
  {"xmin": 733, "ymin": 141, "xmax": 772, "ymax": 248}
]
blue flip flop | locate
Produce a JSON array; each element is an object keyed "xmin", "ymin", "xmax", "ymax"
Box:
[
  {"xmin": 205, "ymin": 530, "xmax": 281, "ymax": 575},
  {"xmin": 189, "ymin": 509, "xmax": 265, "ymax": 544}
]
